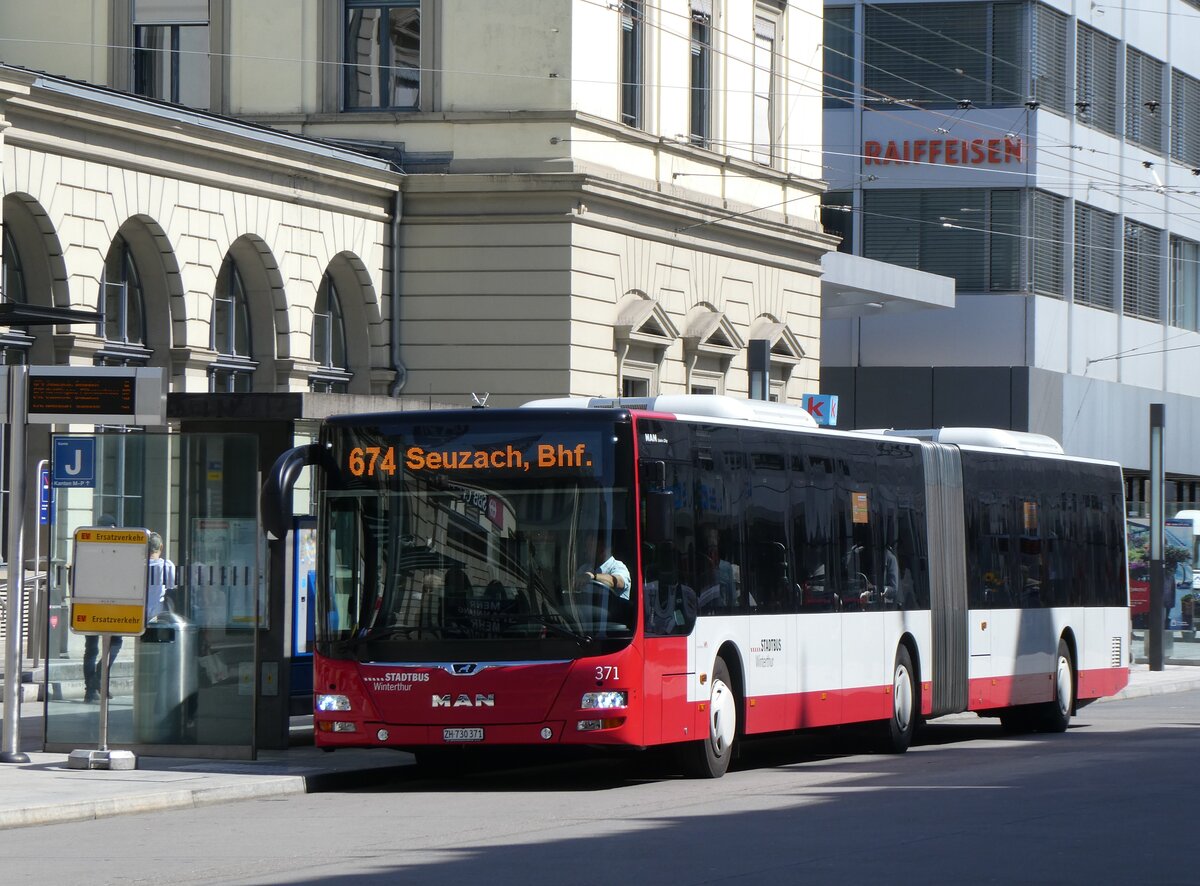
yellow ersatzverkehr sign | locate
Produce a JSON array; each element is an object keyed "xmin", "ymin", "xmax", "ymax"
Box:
[{"xmin": 69, "ymin": 526, "xmax": 150, "ymax": 637}]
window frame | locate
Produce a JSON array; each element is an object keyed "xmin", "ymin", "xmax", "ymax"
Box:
[
  {"xmin": 1122, "ymin": 220, "xmax": 1163, "ymax": 322},
  {"xmin": 131, "ymin": 0, "xmax": 211, "ymax": 108},
  {"xmin": 620, "ymin": 1, "xmax": 645, "ymax": 129},
  {"xmin": 752, "ymin": 8, "xmax": 779, "ymax": 166},
  {"xmin": 1170, "ymin": 235, "xmax": 1200, "ymax": 332},
  {"xmin": 310, "ymin": 273, "xmax": 352, "ymax": 394},
  {"xmin": 689, "ymin": 0, "xmax": 714, "ymax": 148},
  {"xmin": 1073, "ymin": 202, "xmax": 1118, "ymax": 312},
  {"xmin": 343, "ymin": 0, "xmax": 422, "ymax": 112},
  {"xmin": 209, "ymin": 257, "xmax": 257, "ymax": 392}
]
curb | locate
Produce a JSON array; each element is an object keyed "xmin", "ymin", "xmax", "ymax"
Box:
[{"xmin": 0, "ymin": 776, "xmax": 311, "ymax": 831}]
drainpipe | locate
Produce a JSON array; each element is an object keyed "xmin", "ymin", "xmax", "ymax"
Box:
[{"xmin": 388, "ymin": 187, "xmax": 408, "ymax": 396}]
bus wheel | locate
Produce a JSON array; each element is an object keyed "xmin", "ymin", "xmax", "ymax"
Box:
[
  {"xmin": 683, "ymin": 657, "xmax": 737, "ymax": 778},
  {"xmin": 876, "ymin": 646, "xmax": 916, "ymax": 753},
  {"xmin": 1035, "ymin": 639, "xmax": 1074, "ymax": 733}
]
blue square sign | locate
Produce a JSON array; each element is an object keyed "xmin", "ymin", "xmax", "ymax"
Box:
[{"xmin": 52, "ymin": 437, "xmax": 96, "ymax": 488}]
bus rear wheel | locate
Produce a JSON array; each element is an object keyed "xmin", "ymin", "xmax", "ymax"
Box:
[
  {"xmin": 682, "ymin": 657, "xmax": 737, "ymax": 778},
  {"xmin": 1034, "ymin": 639, "xmax": 1074, "ymax": 733}
]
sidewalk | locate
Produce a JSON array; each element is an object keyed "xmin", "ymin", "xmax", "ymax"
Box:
[{"xmin": 0, "ymin": 663, "xmax": 1198, "ymax": 831}]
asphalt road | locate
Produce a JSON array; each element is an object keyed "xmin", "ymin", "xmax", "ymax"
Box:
[{"xmin": 3, "ymin": 690, "xmax": 1198, "ymax": 886}]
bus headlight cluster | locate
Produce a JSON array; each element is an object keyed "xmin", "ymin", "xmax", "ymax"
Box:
[
  {"xmin": 316, "ymin": 694, "xmax": 352, "ymax": 712},
  {"xmin": 580, "ymin": 690, "xmax": 627, "ymax": 710}
]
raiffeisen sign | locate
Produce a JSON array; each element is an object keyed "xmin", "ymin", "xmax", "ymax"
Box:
[
  {"xmin": 864, "ymin": 135, "xmax": 1025, "ymax": 167},
  {"xmin": 822, "ymin": 107, "xmax": 1036, "ymax": 187}
]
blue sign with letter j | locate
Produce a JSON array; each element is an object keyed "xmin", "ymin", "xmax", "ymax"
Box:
[{"xmin": 52, "ymin": 437, "xmax": 96, "ymax": 488}]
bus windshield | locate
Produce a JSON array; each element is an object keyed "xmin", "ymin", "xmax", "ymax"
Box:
[{"xmin": 318, "ymin": 413, "xmax": 636, "ymax": 660}]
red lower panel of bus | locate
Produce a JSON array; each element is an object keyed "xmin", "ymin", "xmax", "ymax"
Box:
[{"xmin": 967, "ymin": 666, "xmax": 1128, "ymax": 711}]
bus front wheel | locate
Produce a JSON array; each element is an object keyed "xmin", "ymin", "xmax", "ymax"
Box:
[
  {"xmin": 682, "ymin": 657, "xmax": 737, "ymax": 778},
  {"xmin": 874, "ymin": 645, "xmax": 916, "ymax": 753}
]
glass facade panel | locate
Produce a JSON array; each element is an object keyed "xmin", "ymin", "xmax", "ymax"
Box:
[
  {"xmin": 862, "ymin": 189, "xmax": 1020, "ymax": 292},
  {"xmin": 1171, "ymin": 236, "xmax": 1200, "ymax": 331},
  {"xmin": 864, "ymin": 3, "xmax": 1024, "ymax": 107},
  {"xmin": 824, "ymin": 7, "xmax": 855, "ymax": 109}
]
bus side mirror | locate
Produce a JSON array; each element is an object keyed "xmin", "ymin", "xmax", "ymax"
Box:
[
  {"xmin": 261, "ymin": 443, "xmax": 322, "ymax": 540},
  {"xmin": 645, "ymin": 489, "xmax": 674, "ymax": 545}
]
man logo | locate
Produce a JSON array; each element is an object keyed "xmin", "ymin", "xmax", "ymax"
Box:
[{"xmin": 432, "ymin": 693, "xmax": 495, "ymax": 708}]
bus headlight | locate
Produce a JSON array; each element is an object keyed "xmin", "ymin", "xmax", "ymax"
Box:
[
  {"xmin": 316, "ymin": 694, "xmax": 352, "ymax": 712},
  {"xmin": 580, "ymin": 690, "xmax": 627, "ymax": 710}
]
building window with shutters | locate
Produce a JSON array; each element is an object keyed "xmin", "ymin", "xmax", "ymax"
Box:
[
  {"xmin": 752, "ymin": 8, "xmax": 779, "ymax": 166},
  {"xmin": 863, "ymin": 3, "xmax": 1023, "ymax": 108},
  {"xmin": 1073, "ymin": 203, "xmax": 1117, "ymax": 311},
  {"xmin": 861, "ymin": 189, "xmax": 1021, "ymax": 293},
  {"xmin": 1122, "ymin": 221, "xmax": 1163, "ymax": 322},
  {"xmin": 690, "ymin": 0, "xmax": 713, "ymax": 147},
  {"xmin": 1126, "ymin": 49, "xmax": 1164, "ymax": 153},
  {"xmin": 824, "ymin": 7, "xmax": 855, "ymax": 110},
  {"xmin": 1171, "ymin": 236, "xmax": 1200, "ymax": 332},
  {"xmin": 1030, "ymin": 191, "xmax": 1066, "ymax": 297},
  {"xmin": 620, "ymin": 1, "xmax": 645, "ymax": 128},
  {"xmin": 1171, "ymin": 69, "xmax": 1200, "ymax": 168},
  {"xmin": 1076, "ymin": 24, "xmax": 1119, "ymax": 136},
  {"xmin": 1030, "ymin": 4, "xmax": 1068, "ymax": 114},
  {"xmin": 344, "ymin": 0, "xmax": 421, "ymax": 111},
  {"xmin": 133, "ymin": 0, "xmax": 210, "ymax": 108}
]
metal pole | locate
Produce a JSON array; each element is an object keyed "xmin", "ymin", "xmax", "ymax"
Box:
[
  {"xmin": 31, "ymin": 459, "xmax": 46, "ymax": 666},
  {"xmin": 1148, "ymin": 403, "xmax": 1165, "ymax": 672},
  {"xmin": 1, "ymin": 365, "xmax": 30, "ymax": 763},
  {"xmin": 98, "ymin": 636, "xmax": 110, "ymax": 753}
]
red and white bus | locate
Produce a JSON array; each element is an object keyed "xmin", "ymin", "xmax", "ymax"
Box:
[{"xmin": 262, "ymin": 395, "xmax": 1129, "ymax": 777}]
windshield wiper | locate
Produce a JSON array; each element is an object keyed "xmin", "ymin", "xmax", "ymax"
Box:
[{"xmin": 488, "ymin": 612, "xmax": 593, "ymax": 646}]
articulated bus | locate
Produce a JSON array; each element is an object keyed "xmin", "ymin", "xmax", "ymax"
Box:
[{"xmin": 261, "ymin": 395, "xmax": 1129, "ymax": 777}]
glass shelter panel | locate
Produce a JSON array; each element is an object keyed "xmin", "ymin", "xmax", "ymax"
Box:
[{"xmin": 43, "ymin": 433, "xmax": 259, "ymax": 757}]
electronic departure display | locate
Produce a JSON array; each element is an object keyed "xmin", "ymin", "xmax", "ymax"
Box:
[{"xmin": 29, "ymin": 374, "xmax": 135, "ymax": 417}]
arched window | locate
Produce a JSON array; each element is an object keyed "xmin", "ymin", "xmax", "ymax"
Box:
[
  {"xmin": 210, "ymin": 257, "xmax": 256, "ymax": 392},
  {"xmin": 97, "ymin": 235, "xmax": 149, "ymax": 365},
  {"xmin": 0, "ymin": 225, "xmax": 31, "ymax": 365},
  {"xmin": 310, "ymin": 273, "xmax": 350, "ymax": 393}
]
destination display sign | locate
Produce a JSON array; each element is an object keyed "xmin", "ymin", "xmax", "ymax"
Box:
[{"xmin": 336, "ymin": 425, "xmax": 609, "ymax": 484}]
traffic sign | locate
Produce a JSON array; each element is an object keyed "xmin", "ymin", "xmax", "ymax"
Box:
[
  {"xmin": 70, "ymin": 527, "xmax": 150, "ymax": 636},
  {"xmin": 52, "ymin": 437, "xmax": 96, "ymax": 488}
]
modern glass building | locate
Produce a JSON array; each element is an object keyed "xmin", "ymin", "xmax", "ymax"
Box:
[{"xmin": 821, "ymin": 0, "xmax": 1200, "ymax": 510}]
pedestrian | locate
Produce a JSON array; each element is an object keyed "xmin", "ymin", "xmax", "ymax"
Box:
[{"xmin": 82, "ymin": 514, "xmax": 119, "ymax": 703}]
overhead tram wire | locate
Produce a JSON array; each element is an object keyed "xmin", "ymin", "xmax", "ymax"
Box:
[{"xmin": 8, "ymin": 11, "xmax": 1200, "ymax": 222}]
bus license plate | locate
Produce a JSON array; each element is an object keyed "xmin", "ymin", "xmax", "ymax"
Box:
[{"xmin": 443, "ymin": 728, "xmax": 484, "ymax": 742}]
